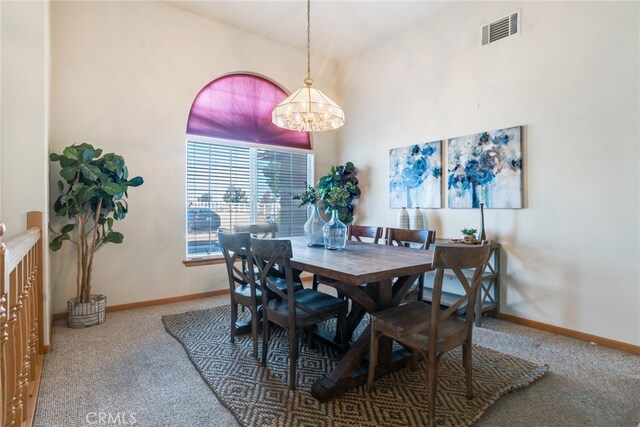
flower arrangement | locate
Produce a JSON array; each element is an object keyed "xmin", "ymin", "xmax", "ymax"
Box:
[
  {"xmin": 317, "ymin": 162, "xmax": 360, "ymax": 223},
  {"xmin": 324, "ymin": 184, "xmax": 355, "ymax": 211}
]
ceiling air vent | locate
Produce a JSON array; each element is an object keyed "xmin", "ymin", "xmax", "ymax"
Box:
[{"xmin": 481, "ymin": 10, "xmax": 520, "ymax": 46}]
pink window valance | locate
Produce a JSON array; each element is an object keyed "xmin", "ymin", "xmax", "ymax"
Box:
[{"xmin": 187, "ymin": 73, "xmax": 311, "ymax": 151}]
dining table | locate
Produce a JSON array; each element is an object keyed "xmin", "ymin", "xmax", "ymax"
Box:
[{"xmin": 288, "ymin": 236, "xmax": 434, "ymax": 402}]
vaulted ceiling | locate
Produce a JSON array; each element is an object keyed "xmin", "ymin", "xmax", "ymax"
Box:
[{"xmin": 164, "ymin": 1, "xmax": 448, "ymax": 62}]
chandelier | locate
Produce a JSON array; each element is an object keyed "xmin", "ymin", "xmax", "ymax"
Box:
[{"xmin": 272, "ymin": 0, "xmax": 345, "ymax": 132}]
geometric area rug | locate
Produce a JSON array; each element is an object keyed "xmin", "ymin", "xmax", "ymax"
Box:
[{"xmin": 163, "ymin": 305, "xmax": 548, "ymax": 427}]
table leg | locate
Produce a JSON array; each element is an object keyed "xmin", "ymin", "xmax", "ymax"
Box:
[{"xmin": 310, "ymin": 275, "xmax": 419, "ymax": 402}]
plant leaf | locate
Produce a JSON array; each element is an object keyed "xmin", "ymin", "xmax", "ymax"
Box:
[
  {"xmin": 60, "ymin": 166, "xmax": 77, "ymax": 181},
  {"xmin": 80, "ymin": 164, "xmax": 100, "ymax": 181},
  {"xmin": 50, "ymin": 153, "xmax": 61, "ymax": 162},
  {"xmin": 49, "ymin": 234, "xmax": 70, "ymax": 251},
  {"xmin": 63, "ymin": 146, "xmax": 79, "ymax": 160},
  {"xmin": 60, "ymin": 224, "xmax": 75, "ymax": 234},
  {"xmin": 57, "ymin": 180, "xmax": 64, "ymax": 192},
  {"xmin": 102, "ymin": 231, "xmax": 124, "ymax": 245},
  {"xmin": 101, "ymin": 182, "xmax": 125, "ymax": 196},
  {"xmin": 77, "ymin": 184, "xmax": 97, "ymax": 204},
  {"xmin": 127, "ymin": 176, "xmax": 144, "ymax": 187},
  {"xmin": 82, "ymin": 147, "xmax": 95, "ymax": 162}
]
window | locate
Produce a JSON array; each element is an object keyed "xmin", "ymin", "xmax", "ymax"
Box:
[
  {"xmin": 185, "ymin": 73, "xmax": 313, "ymax": 259},
  {"xmin": 186, "ymin": 138, "xmax": 312, "ymax": 258}
]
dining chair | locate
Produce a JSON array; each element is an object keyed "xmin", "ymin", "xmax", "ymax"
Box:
[
  {"xmin": 348, "ymin": 224, "xmax": 383, "ymax": 243},
  {"xmin": 367, "ymin": 243, "xmax": 491, "ymax": 427},
  {"xmin": 218, "ymin": 231, "xmax": 261, "ymax": 357},
  {"xmin": 251, "ymin": 237, "xmax": 348, "ymax": 390},
  {"xmin": 312, "ymin": 225, "xmax": 384, "ymax": 292},
  {"xmin": 385, "ymin": 227, "xmax": 436, "ymax": 301},
  {"xmin": 233, "ymin": 223, "xmax": 278, "ymax": 238}
]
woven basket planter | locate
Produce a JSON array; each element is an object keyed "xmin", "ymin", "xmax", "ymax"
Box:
[{"xmin": 67, "ymin": 294, "xmax": 107, "ymax": 328}]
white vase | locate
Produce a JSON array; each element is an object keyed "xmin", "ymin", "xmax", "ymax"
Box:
[
  {"xmin": 397, "ymin": 207, "xmax": 409, "ymax": 229},
  {"xmin": 410, "ymin": 208, "xmax": 424, "ymax": 230}
]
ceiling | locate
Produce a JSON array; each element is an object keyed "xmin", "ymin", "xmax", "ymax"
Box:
[{"xmin": 164, "ymin": 1, "xmax": 448, "ymax": 62}]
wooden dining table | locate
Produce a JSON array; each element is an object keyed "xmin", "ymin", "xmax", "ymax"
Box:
[{"xmin": 288, "ymin": 236, "xmax": 434, "ymax": 402}]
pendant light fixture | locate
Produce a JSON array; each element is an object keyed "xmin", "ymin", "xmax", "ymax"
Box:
[{"xmin": 272, "ymin": 0, "xmax": 345, "ymax": 132}]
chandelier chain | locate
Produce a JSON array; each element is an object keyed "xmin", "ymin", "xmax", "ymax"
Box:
[
  {"xmin": 271, "ymin": 0, "xmax": 345, "ymax": 132},
  {"xmin": 306, "ymin": 0, "xmax": 311, "ymax": 81}
]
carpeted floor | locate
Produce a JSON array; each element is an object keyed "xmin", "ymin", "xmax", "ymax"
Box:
[
  {"xmin": 163, "ymin": 305, "xmax": 547, "ymax": 427},
  {"xmin": 34, "ymin": 294, "xmax": 640, "ymax": 427}
]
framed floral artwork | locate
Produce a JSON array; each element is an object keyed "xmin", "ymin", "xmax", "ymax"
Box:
[
  {"xmin": 389, "ymin": 141, "xmax": 442, "ymax": 208},
  {"xmin": 447, "ymin": 126, "xmax": 523, "ymax": 208}
]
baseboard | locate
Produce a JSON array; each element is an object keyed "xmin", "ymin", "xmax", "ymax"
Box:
[
  {"xmin": 52, "ymin": 289, "xmax": 231, "ymax": 321},
  {"xmin": 499, "ymin": 313, "xmax": 640, "ymax": 355}
]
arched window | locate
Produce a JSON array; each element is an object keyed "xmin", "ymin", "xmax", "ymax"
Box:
[
  {"xmin": 185, "ymin": 73, "xmax": 313, "ymax": 259},
  {"xmin": 187, "ymin": 73, "xmax": 311, "ymax": 150}
]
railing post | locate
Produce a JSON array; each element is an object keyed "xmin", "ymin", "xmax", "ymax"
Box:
[
  {"xmin": 26, "ymin": 212, "xmax": 43, "ymax": 356},
  {"xmin": 0, "ymin": 223, "xmax": 7, "ymax": 427}
]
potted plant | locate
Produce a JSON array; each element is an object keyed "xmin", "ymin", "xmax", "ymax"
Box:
[
  {"xmin": 461, "ymin": 228, "xmax": 478, "ymax": 244},
  {"xmin": 317, "ymin": 162, "xmax": 361, "ymax": 224},
  {"xmin": 49, "ymin": 143, "xmax": 143, "ymax": 328},
  {"xmin": 293, "ymin": 185, "xmax": 325, "ymax": 247},
  {"xmin": 322, "ymin": 184, "xmax": 355, "ymax": 250}
]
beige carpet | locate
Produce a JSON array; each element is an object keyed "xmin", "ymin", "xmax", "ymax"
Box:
[{"xmin": 163, "ymin": 305, "xmax": 548, "ymax": 427}]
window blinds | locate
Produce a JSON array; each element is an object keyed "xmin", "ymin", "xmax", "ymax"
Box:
[{"xmin": 186, "ymin": 139, "xmax": 311, "ymax": 257}]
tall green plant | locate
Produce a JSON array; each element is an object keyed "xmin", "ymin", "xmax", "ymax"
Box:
[
  {"xmin": 317, "ymin": 162, "xmax": 361, "ymax": 223},
  {"xmin": 49, "ymin": 143, "xmax": 143, "ymax": 303}
]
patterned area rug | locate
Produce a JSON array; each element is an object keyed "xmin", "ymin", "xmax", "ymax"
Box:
[{"xmin": 163, "ymin": 305, "xmax": 548, "ymax": 427}]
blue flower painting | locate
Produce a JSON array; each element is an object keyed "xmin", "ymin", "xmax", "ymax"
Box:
[
  {"xmin": 448, "ymin": 126, "xmax": 522, "ymax": 209},
  {"xmin": 389, "ymin": 141, "xmax": 442, "ymax": 208}
]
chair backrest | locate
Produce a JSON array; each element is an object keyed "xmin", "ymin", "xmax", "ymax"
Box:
[
  {"xmin": 250, "ymin": 237, "xmax": 295, "ymax": 306},
  {"xmin": 234, "ymin": 223, "xmax": 278, "ymax": 238},
  {"xmin": 385, "ymin": 227, "xmax": 436, "ymax": 249},
  {"xmin": 251, "ymin": 237, "xmax": 317, "ymax": 317},
  {"xmin": 429, "ymin": 243, "xmax": 491, "ymax": 343},
  {"xmin": 348, "ymin": 225, "xmax": 383, "ymax": 244},
  {"xmin": 218, "ymin": 231, "xmax": 256, "ymax": 296}
]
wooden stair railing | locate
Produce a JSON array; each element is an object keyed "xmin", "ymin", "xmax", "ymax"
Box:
[{"xmin": 0, "ymin": 212, "xmax": 45, "ymax": 427}]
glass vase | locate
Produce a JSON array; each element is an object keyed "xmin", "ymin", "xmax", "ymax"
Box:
[
  {"xmin": 304, "ymin": 204, "xmax": 326, "ymax": 247},
  {"xmin": 323, "ymin": 210, "xmax": 347, "ymax": 250}
]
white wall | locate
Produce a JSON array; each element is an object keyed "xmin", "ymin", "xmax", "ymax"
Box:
[
  {"xmin": 49, "ymin": 2, "xmax": 341, "ymax": 313},
  {"xmin": 1, "ymin": 0, "xmax": 52, "ymax": 344},
  {"xmin": 338, "ymin": 2, "xmax": 640, "ymax": 345}
]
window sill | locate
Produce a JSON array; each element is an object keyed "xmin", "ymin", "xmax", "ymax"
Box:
[{"xmin": 183, "ymin": 256, "xmax": 225, "ymax": 267}]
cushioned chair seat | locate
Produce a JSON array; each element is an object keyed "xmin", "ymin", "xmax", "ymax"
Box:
[
  {"xmin": 233, "ymin": 284, "xmax": 262, "ymax": 299},
  {"xmin": 266, "ymin": 288, "xmax": 347, "ymax": 324}
]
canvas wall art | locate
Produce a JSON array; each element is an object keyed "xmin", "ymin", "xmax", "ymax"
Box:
[
  {"xmin": 447, "ymin": 126, "xmax": 522, "ymax": 209},
  {"xmin": 389, "ymin": 141, "xmax": 442, "ymax": 208}
]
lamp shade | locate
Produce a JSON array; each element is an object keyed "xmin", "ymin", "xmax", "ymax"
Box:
[{"xmin": 272, "ymin": 83, "xmax": 345, "ymax": 132}]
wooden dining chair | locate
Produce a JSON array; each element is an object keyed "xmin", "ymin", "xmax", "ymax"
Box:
[
  {"xmin": 251, "ymin": 237, "xmax": 348, "ymax": 390},
  {"xmin": 312, "ymin": 225, "xmax": 384, "ymax": 292},
  {"xmin": 385, "ymin": 227, "xmax": 436, "ymax": 301},
  {"xmin": 233, "ymin": 223, "xmax": 278, "ymax": 238},
  {"xmin": 367, "ymin": 243, "xmax": 491, "ymax": 427},
  {"xmin": 218, "ymin": 231, "xmax": 261, "ymax": 357},
  {"xmin": 348, "ymin": 224, "xmax": 383, "ymax": 244}
]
